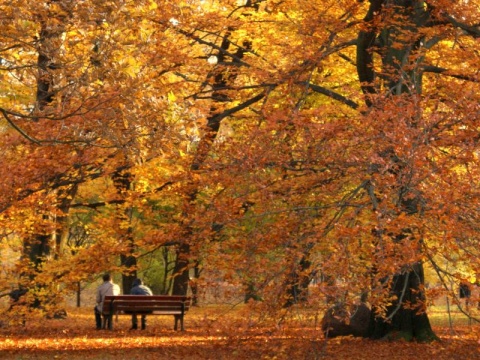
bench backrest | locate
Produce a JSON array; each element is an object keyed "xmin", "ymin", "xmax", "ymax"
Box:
[{"xmin": 102, "ymin": 295, "xmax": 191, "ymax": 314}]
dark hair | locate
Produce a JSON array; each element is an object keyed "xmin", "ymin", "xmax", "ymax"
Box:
[
  {"xmin": 102, "ymin": 273, "xmax": 112, "ymax": 282},
  {"xmin": 132, "ymin": 278, "xmax": 143, "ymax": 287}
]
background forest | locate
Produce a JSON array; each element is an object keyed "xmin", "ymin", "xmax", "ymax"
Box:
[{"xmin": 0, "ymin": 0, "xmax": 479, "ymax": 344}]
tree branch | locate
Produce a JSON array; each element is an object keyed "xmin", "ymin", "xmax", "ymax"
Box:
[
  {"xmin": 356, "ymin": 0, "xmax": 384, "ymax": 106},
  {"xmin": 191, "ymin": 91, "xmax": 268, "ymax": 170},
  {"xmin": 303, "ymin": 82, "xmax": 359, "ymax": 109},
  {"xmin": 444, "ymin": 15, "xmax": 480, "ymax": 38},
  {"xmin": 422, "ymin": 65, "xmax": 479, "ymax": 82},
  {"xmin": 0, "ymin": 108, "xmax": 41, "ymax": 144}
]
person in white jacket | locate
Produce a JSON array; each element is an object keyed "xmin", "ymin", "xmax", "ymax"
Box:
[{"xmin": 95, "ymin": 273, "xmax": 120, "ymax": 329}]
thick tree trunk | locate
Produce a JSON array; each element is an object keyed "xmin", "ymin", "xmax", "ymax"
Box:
[
  {"xmin": 21, "ymin": 1, "xmax": 65, "ymax": 296},
  {"xmin": 357, "ymin": 0, "xmax": 438, "ymax": 342},
  {"xmin": 369, "ymin": 262, "xmax": 438, "ymax": 342}
]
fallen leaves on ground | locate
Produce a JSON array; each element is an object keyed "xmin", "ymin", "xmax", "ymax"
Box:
[{"xmin": 0, "ymin": 307, "xmax": 478, "ymax": 359}]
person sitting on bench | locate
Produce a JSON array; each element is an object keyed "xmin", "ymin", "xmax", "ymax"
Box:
[
  {"xmin": 95, "ymin": 273, "xmax": 120, "ymax": 330},
  {"xmin": 130, "ymin": 278, "xmax": 153, "ymax": 330}
]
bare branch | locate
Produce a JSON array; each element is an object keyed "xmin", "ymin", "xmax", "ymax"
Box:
[
  {"xmin": 303, "ymin": 82, "xmax": 359, "ymax": 109},
  {"xmin": 423, "ymin": 65, "xmax": 479, "ymax": 82},
  {"xmin": 0, "ymin": 108, "xmax": 41, "ymax": 144}
]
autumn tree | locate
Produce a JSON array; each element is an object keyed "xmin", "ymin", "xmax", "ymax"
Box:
[
  {"xmin": 156, "ymin": 0, "xmax": 480, "ymax": 342},
  {"xmin": 349, "ymin": 0, "xmax": 479, "ymax": 341},
  {"xmin": 0, "ymin": 0, "xmax": 187, "ymax": 309}
]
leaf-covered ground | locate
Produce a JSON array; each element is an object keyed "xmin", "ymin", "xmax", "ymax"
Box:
[{"xmin": 0, "ymin": 306, "xmax": 478, "ymax": 359}]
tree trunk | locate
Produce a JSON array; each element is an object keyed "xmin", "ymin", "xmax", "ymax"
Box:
[
  {"xmin": 357, "ymin": 1, "xmax": 438, "ymax": 341},
  {"xmin": 21, "ymin": 1, "xmax": 66, "ymax": 297},
  {"xmin": 112, "ymin": 170, "xmax": 137, "ymax": 293},
  {"xmin": 54, "ymin": 184, "xmax": 79, "ymax": 261},
  {"xmin": 244, "ymin": 281, "xmax": 262, "ymax": 303},
  {"xmin": 172, "ymin": 2, "xmax": 260, "ymax": 298},
  {"xmin": 370, "ymin": 262, "xmax": 438, "ymax": 342},
  {"xmin": 24, "ymin": 186, "xmax": 77, "ymax": 310},
  {"xmin": 171, "ymin": 243, "xmax": 190, "ymax": 295},
  {"xmin": 190, "ymin": 262, "xmax": 201, "ymax": 306},
  {"xmin": 76, "ymin": 282, "xmax": 81, "ymax": 308},
  {"xmin": 121, "ymin": 254, "xmax": 137, "ymax": 293},
  {"xmin": 24, "ymin": 232, "xmax": 50, "ymax": 309},
  {"xmin": 284, "ymin": 255, "xmax": 311, "ymax": 307}
]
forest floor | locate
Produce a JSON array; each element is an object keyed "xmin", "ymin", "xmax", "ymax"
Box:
[{"xmin": 0, "ymin": 304, "xmax": 478, "ymax": 359}]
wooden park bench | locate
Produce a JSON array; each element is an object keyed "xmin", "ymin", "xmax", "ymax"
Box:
[{"xmin": 101, "ymin": 295, "xmax": 191, "ymax": 331}]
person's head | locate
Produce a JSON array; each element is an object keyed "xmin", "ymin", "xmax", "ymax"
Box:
[
  {"xmin": 132, "ymin": 278, "xmax": 143, "ymax": 287},
  {"xmin": 102, "ymin": 273, "xmax": 112, "ymax": 282}
]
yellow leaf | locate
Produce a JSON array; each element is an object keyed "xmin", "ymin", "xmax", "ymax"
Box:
[
  {"xmin": 168, "ymin": 91, "xmax": 177, "ymax": 102},
  {"xmin": 149, "ymin": 1, "xmax": 158, "ymax": 10}
]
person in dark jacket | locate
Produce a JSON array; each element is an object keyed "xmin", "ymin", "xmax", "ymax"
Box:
[{"xmin": 130, "ymin": 278, "xmax": 153, "ymax": 330}]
